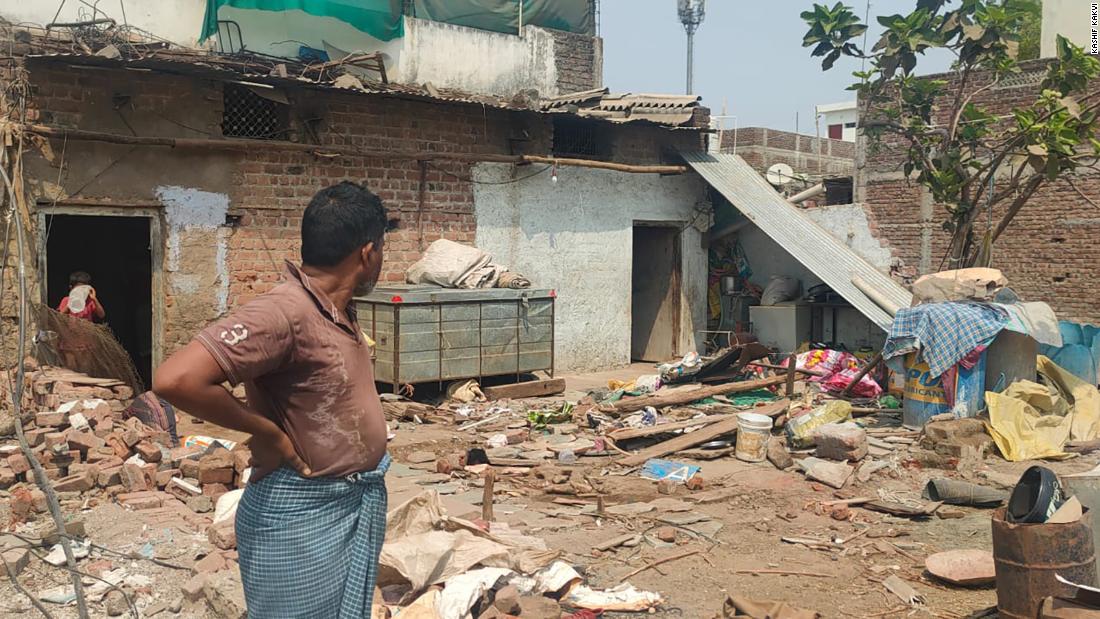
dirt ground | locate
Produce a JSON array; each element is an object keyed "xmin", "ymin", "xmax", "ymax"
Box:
[{"xmin": 4, "ymin": 369, "xmax": 1099, "ymax": 618}]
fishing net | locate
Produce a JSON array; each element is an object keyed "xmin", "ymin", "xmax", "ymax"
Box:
[{"xmin": 33, "ymin": 304, "xmax": 143, "ymax": 393}]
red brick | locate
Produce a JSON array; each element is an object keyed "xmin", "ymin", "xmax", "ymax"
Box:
[
  {"xmin": 97, "ymin": 466, "xmax": 122, "ymax": 487},
  {"xmin": 6, "ymin": 453, "xmax": 29, "ymax": 475},
  {"xmin": 135, "ymin": 442, "xmax": 162, "ymax": 463},
  {"xmin": 207, "ymin": 520, "xmax": 237, "ymax": 550},
  {"xmin": 192, "ymin": 552, "xmax": 227, "ymax": 575},
  {"xmin": 66, "ymin": 430, "xmax": 105, "ymax": 452},
  {"xmin": 43, "ymin": 432, "xmax": 69, "ymax": 453},
  {"xmin": 53, "ymin": 470, "xmax": 95, "ymax": 492},
  {"xmin": 35, "ymin": 411, "xmax": 65, "ymax": 427},
  {"xmin": 120, "ymin": 463, "xmax": 148, "ymax": 491},
  {"xmin": 0, "ymin": 466, "xmax": 15, "ymax": 488},
  {"xmin": 181, "ymin": 573, "xmax": 209, "ymax": 601},
  {"xmin": 156, "ymin": 468, "xmax": 181, "ymax": 488}
]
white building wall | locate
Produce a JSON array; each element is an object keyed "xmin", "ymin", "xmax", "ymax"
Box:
[
  {"xmin": 1041, "ymin": 0, "xmax": 1095, "ymax": 58},
  {"xmin": 0, "ymin": 3, "xmax": 568, "ymax": 99},
  {"xmin": 0, "ymin": 0, "xmax": 206, "ymax": 47},
  {"xmin": 817, "ymin": 102, "xmax": 858, "ymax": 142},
  {"xmin": 473, "ymin": 164, "xmax": 708, "ymax": 372}
]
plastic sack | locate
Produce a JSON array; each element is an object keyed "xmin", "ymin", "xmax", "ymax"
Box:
[
  {"xmin": 786, "ymin": 401, "xmax": 853, "ymax": 448},
  {"xmin": 760, "ymin": 276, "xmax": 800, "ymax": 306}
]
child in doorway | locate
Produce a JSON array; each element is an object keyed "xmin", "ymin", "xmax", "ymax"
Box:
[{"xmin": 58, "ymin": 271, "xmax": 106, "ymax": 322}]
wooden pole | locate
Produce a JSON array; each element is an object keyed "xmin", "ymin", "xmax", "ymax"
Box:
[
  {"xmin": 610, "ymin": 375, "xmax": 789, "ymax": 414},
  {"xmin": 24, "ymin": 125, "xmax": 688, "ymax": 174},
  {"xmin": 482, "ymin": 469, "xmax": 496, "ymax": 522},
  {"xmin": 785, "ymin": 353, "xmax": 798, "ymax": 398}
]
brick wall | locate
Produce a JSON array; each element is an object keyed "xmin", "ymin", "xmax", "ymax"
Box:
[
  {"xmin": 860, "ymin": 60, "xmax": 1100, "ymax": 323},
  {"xmin": 721, "ymin": 127, "xmax": 854, "ymax": 181},
  {"xmin": 13, "ymin": 54, "xmax": 692, "ymax": 353},
  {"xmin": 549, "ymin": 29, "xmax": 603, "ymax": 95}
]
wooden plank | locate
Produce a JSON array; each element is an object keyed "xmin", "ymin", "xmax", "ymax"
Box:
[
  {"xmin": 618, "ymin": 400, "xmax": 789, "ymax": 466},
  {"xmin": 610, "ymin": 375, "xmax": 789, "ymax": 414},
  {"xmin": 607, "ymin": 414, "xmax": 734, "ymax": 442},
  {"xmin": 483, "ymin": 378, "xmax": 566, "ymax": 400}
]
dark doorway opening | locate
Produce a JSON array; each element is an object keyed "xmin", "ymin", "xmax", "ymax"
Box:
[
  {"xmin": 631, "ymin": 224, "xmax": 682, "ymax": 362},
  {"xmin": 45, "ymin": 214, "xmax": 153, "ymax": 387}
]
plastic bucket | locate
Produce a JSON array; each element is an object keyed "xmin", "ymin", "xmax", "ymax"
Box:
[{"xmin": 735, "ymin": 412, "xmax": 773, "ymax": 462}]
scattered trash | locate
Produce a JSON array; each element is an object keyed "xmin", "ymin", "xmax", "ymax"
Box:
[
  {"xmin": 786, "ymin": 401, "xmax": 852, "ymax": 448},
  {"xmin": 565, "ymin": 582, "xmax": 663, "ymax": 612},
  {"xmin": 987, "ymin": 356, "xmax": 1100, "ymax": 461},
  {"xmin": 923, "ymin": 479, "xmax": 1007, "ymax": 507},
  {"xmin": 1007, "ymin": 465, "xmax": 1065, "ymax": 523},
  {"xmin": 528, "ymin": 403, "xmax": 574, "ymax": 430},
  {"xmin": 182, "ymin": 435, "xmax": 238, "ymax": 451},
  {"xmin": 925, "ymin": 549, "xmax": 996, "ymax": 586},
  {"xmin": 721, "ymin": 593, "xmax": 821, "ymax": 619},
  {"xmin": 640, "ymin": 458, "xmax": 701, "ymax": 483},
  {"xmin": 446, "ymin": 379, "xmax": 486, "ymax": 403},
  {"xmin": 883, "ymin": 574, "xmax": 925, "ymax": 605},
  {"xmin": 44, "ymin": 538, "xmax": 90, "ymax": 566}
]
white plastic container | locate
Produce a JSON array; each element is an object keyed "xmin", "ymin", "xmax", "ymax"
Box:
[{"xmin": 735, "ymin": 412, "xmax": 774, "ymax": 462}]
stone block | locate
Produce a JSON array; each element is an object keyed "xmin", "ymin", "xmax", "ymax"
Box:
[
  {"xmin": 813, "ymin": 422, "xmax": 868, "ymax": 461},
  {"xmin": 204, "ymin": 567, "xmax": 247, "ymax": 619}
]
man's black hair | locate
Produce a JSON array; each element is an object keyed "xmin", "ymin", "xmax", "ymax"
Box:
[
  {"xmin": 69, "ymin": 271, "xmax": 92, "ymax": 286},
  {"xmin": 301, "ymin": 182, "xmax": 387, "ymax": 267}
]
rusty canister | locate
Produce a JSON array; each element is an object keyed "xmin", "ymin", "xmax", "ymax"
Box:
[{"xmin": 992, "ymin": 507, "xmax": 1097, "ymax": 619}]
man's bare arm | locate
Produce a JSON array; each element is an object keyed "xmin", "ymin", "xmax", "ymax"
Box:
[{"xmin": 153, "ymin": 341, "xmax": 311, "ymax": 478}]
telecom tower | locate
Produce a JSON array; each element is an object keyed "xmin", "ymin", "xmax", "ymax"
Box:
[{"xmin": 677, "ymin": 0, "xmax": 706, "ymax": 94}]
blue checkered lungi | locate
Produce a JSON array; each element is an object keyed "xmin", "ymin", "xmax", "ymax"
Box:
[{"xmin": 236, "ymin": 454, "xmax": 390, "ymax": 619}]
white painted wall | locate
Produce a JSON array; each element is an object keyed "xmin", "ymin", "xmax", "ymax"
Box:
[
  {"xmin": 817, "ymin": 101, "xmax": 858, "ymax": 142},
  {"xmin": 398, "ymin": 20, "xmax": 558, "ymax": 97},
  {"xmin": 1, "ymin": 2, "xmax": 570, "ymax": 98},
  {"xmin": 473, "ymin": 164, "xmax": 709, "ymax": 373},
  {"xmin": 1041, "ymin": 0, "xmax": 1095, "ymax": 58},
  {"xmin": 0, "ymin": 0, "xmax": 206, "ymax": 47},
  {"xmin": 804, "ymin": 204, "xmax": 893, "ymax": 271}
]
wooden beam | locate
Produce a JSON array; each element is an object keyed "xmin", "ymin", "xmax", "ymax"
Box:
[
  {"xmin": 610, "ymin": 375, "xmax": 789, "ymax": 414},
  {"xmin": 606, "ymin": 414, "xmax": 734, "ymax": 442},
  {"xmin": 24, "ymin": 125, "xmax": 686, "ymax": 174},
  {"xmin": 482, "ymin": 378, "xmax": 566, "ymax": 400},
  {"xmin": 618, "ymin": 399, "xmax": 789, "ymax": 466}
]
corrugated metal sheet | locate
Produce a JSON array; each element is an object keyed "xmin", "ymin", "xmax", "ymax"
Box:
[
  {"xmin": 543, "ymin": 91, "xmax": 701, "ymax": 127},
  {"xmin": 683, "ymin": 152, "xmax": 913, "ymax": 330}
]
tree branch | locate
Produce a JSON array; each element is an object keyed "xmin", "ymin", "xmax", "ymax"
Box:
[{"xmin": 991, "ymin": 174, "xmax": 1046, "ymax": 242}]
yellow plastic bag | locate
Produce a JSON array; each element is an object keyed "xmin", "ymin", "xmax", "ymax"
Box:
[
  {"xmin": 985, "ymin": 355, "xmax": 1100, "ymax": 461},
  {"xmin": 785, "ymin": 400, "xmax": 852, "ymax": 448}
]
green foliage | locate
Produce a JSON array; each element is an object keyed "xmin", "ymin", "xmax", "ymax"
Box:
[{"xmin": 801, "ymin": 0, "xmax": 1100, "ymax": 266}]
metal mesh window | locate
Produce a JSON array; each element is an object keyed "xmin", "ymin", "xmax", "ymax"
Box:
[
  {"xmin": 222, "ymin": 84, "xmax": 288, "ymax": 140},
  {"xmin": 552, "ymin": 117, "xmax": 610, "ymax": 160}
]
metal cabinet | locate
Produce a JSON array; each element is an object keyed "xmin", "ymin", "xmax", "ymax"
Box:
[{"xmin": 355, "ymin": 285, "xmax": 555, "ymax": 391}]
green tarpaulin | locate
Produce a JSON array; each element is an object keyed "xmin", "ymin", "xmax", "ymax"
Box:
[
  {"xmin": 411, "ymin": 0, "xmax": 594, "ymax": 36},
  {"xmin": 200, "ymin": 0, "xmax": 405, "ymax": 43}
]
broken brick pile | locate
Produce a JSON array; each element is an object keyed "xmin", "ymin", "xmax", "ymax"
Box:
[{"xmin": 1, "ymin": 367, "xmax": 250, "ymax": 553}]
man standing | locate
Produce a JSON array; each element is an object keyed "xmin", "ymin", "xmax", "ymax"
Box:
[{"xmin": 154, "ymin": 182, "xmax": 389, "ymax": 618}]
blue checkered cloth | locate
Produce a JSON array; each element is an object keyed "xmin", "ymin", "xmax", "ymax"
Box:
[
  {"xmin": 236, "ymin": 454, "xmax": 390, "ymax": 618},
  {"xmin": 883, "ymin": 302, "xmax": 1008, "ymax": 379}
]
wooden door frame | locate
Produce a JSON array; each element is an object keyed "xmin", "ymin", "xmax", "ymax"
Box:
[
  {"xmin": 36, "ymin": 202, "xmax": 166, "ymax": 371},
  {"xmin": 632, "ymin": 220, "xmax": 683, "ymax": 358}
]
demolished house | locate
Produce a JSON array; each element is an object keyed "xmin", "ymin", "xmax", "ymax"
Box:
[{"xmin": 5, "ymin": 3, "xmax": 1100, "ymax": 619}]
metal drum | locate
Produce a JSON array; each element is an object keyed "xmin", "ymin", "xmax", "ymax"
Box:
[{"xmin": 992, "ymin": 507, "xmax": 1097, "ymax": 619}]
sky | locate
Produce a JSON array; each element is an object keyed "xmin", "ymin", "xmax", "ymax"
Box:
[{"xmin": 599, "ymin": 0, "xmax": 954, "ymax": 133}]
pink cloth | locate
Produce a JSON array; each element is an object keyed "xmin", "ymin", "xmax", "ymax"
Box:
[{"xmin": 940, "ymin": 345, "xmax": 986, "ymax": 407}]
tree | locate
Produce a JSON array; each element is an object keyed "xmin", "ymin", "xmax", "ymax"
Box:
[{"xmin": 802, "ymin": 0, "xmax": 1100, "ymax": 269}]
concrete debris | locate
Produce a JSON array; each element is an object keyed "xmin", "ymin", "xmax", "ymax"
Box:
[{"xmin": 797, "ymin": 457, "xmax": 853, "ymax": 489}]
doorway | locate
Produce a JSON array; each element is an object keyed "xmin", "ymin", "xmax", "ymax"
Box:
[
  {"xmin": 631, "ymin": 224, "xmax": 682, "ymax": 362},
  {"xmin": 44, "ymin": 214, "xmax": 154, "ymax": 387}
]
